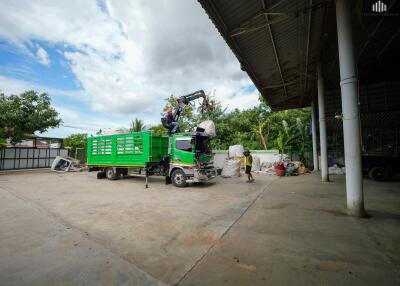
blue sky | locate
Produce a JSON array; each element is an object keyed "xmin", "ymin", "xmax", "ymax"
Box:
[
  {"xmin": 0, "ymin": 40, "xmax": 77, "ymax": 90},
  {"xmin": 0, "ymin": 0, "xmax": 259, "ymax": 138}
]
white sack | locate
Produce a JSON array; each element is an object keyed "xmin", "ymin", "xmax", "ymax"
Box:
[
  {"xmin": 329, "ymin": 164, "xmax": 346, "ymax": 175},
  {"xmin": 252, "ymin": 155, "xmax": 261, "ymax": 171},
  {"xmin": 221, "ymin": 159, "xmax": 240, "ymax": 177},
  {"xmin": 102, "ymin": 127, "xmax": 128, "ymax": 135},
  {"xmin": 228, "ymin": 145, "xmax": 244, "ymax": 158},
  {"xmin": 197, "ymin": 120, "xmax": 216, "ymax": 137}
]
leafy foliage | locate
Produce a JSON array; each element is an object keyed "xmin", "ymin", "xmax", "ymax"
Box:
[
  {"xmin": 134, "ymin": 92, "xmax": 312, "ymax": 163},
  {"xmin": 0, "ymin": 128, "xmax": 7, "ymax": 147},
  {"xmin": 130, "ymin": 118, "xmax": 145, "ymax": 133},
  {"xmin": 0, "ymin": 91, "xmax": 62, "ymax": 144},
  {"xmin": 151, "ymin": 124, "xmax": 168, "ymax": 136},
  {"xmin": 155, "ymin": 92, "xmax": 312, "ymax": 157},
  {"xmin": 63, "ymin": 133, "xmax": 88, "ymax": 154}
]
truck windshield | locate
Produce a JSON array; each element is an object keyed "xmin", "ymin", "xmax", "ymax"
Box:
[{"xmin": 176, "ymin": 139, "xmax": 192, "ymax": 152}]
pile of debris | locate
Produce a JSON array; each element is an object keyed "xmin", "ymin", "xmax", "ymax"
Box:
[
  {"xmin": 329, "ymin": 164, "xmax": 346, "ymax": 175},
  {"xmin": 221, "ymin": 145, "xmax": 310, "ymax": 177}
]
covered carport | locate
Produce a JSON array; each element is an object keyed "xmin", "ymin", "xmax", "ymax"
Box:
[{"xmin": 198, "ymin": 0, "xmax": 400, "ymax": 217}]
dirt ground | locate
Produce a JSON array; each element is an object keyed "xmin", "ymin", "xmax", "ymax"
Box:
[{"xmin": 0, "ymin": 170, "xmax": 399, "ymax": 285}]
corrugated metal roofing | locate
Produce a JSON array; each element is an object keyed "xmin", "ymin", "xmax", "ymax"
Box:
[
  {"xmin": 198, "ymin": 0, "xmax": 400, "ymax": 111},
  {"xmin": 199, "ymin": 0, "xmax": 331, "ymax": 110}
]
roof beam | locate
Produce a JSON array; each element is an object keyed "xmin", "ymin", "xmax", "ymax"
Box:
[
  {"xmin": 199, "ymin": 0, "xmax": 267, "ymax": 101},
  {"xmin": 358, "ymin": 0, "xmax": 397, "ymax": 58},
  {"xmin": 299, "ymin": 0, "xmax": 313, "ymax": 107},
  {"xmin": 262, "ymin": 79, "xmax": 299, "ymax": 89},
  {"xmin": 378, "ymin": 29, "xmax": 400, "ymax": 59},
  {"xmin": 328, "ymin": 0, "xmax": 396, "ymax": 75},
  {"xmin": 230, "ymin": 12, "xmax": 288, "ymax": 37},
  {"xmin": 261, "ymin": 0, "xmax": 288, "ymax": 104}
]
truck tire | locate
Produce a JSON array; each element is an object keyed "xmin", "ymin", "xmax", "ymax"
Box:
[
  {"xmin": 172, "ymin": 169, "xmax": 187, "ymax": 187},
  {"xmin": 368, "ymin": 166, "xmax": 390, "ymax": 181},
  {"xmin": 105, "ymin": 167, "xmax": 119, "ymax": 180}
]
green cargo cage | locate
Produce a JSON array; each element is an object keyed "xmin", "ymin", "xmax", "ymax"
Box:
[{"xmin": 87, "ymin": 131, "xmax": 169, "ymax": 167}]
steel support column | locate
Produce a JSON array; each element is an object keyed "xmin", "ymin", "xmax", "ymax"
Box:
[
  {"xmin": 317, "ymin": 64, "xmax": 329, "ymax": 181},
  {"xmin": 336, "ymin": 0, "xmax": 365, "ymax": 216},
  {"xmin": 311, "ymin": 101, "xmax": 319, "ymax": 171}
]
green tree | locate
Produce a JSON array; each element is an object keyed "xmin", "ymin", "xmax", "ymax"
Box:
[
  {"xmin": 0, "ymin": 128, "xmax": 7, "ymax": 147},
  {"xmin": 130, "ymin": 118, "xmax": 145, "ymax": 132},
  {"xmin": 64, "ymin": 133, "xmax": 88, "ymax": 161},
  {"xmin": 0, "ymin": 91, "xmax": 62, "ymax": 144},
  {"xmin": 151, "ymin": 124, "xmax": 168, "ymax": 136},
  {"xmin": 156, "ymin": 91, "xmax": 312, "ymax": 162},
  {"xmin": 64, "ymin": 133, "xmax": 87, "ymax": 153}
]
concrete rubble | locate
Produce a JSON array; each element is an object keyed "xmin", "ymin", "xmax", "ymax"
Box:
[{"xmin": 222, "ymin": 145, "xmax": 311, "ymax": 177}]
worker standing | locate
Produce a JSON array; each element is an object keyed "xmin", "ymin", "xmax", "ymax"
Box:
[{"xmin": 244, "ymin": 150, "xmax": 254, "ymax": 183}]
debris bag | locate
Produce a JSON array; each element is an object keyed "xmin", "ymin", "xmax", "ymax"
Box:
[
  {"xmin": 221, "ymin": 159, "xmax": 240, "ymax": 178},
  {"xmin": 102, "ymin": 127, "xmax": 128, "ymax": 135},
  {"xmin": 252, "ymin": 155, "xmax": 261, "ymax": 171},
  {"xmin": 228, "ymin": 145, "xmax": 244, "ymax": 158},
  {"xmin": 234, "ymin": 156, "xmax": 245, "ymax": 169},
  {"xmin": 197, "ymin": 120, "xmax": 216, "ymax": 137},
  {"xmin": 285, "ymin": 162, "xmax": 296, "ymax": 176},
  {"xmin": 272, "ymin": 153, "xmax": 290, "ymax": 165},
  {"xmin": 329, "ymin": 164, "xmax": 346, "ymax": 175},
  {"xmin": 51, "ymin": 156, "xmax": 82, "ymax": 172},
  {"xmin": 261, "ymin": 162, "xmax": 273, "ymax": 171},
  {"xmin": 292, "ymin": 161, "xmax": 306, "ymax": 174}
]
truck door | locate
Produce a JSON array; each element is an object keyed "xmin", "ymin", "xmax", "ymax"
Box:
[{"xmin": 172, "ymin": 137, "xmax": 194, "ymax": 165}]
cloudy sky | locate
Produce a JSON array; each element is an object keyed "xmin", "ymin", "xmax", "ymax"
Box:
[{"xmin": 0, "ymin": 0, "xmax": 259, "ymax": 137}]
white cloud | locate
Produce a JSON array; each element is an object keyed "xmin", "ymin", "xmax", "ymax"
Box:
[
  {"xmin": 41, "ymin": 105, "xmax": 135, "ymax": 138},
  {"xmin": 36, "ymin": 46, "xmax": 50, "ymax": 66},
  {"xmin": 0, "ymin": 75, "xmax": 83, "ymax": 98},
  {"xmin": 0, "ymin": 0, "xmax": 259, "ymax": 117}
]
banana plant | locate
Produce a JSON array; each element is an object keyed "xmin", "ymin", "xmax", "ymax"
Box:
[{"xmin": 276, "ymin": 120, "xmax": 299, "ymax": 155}]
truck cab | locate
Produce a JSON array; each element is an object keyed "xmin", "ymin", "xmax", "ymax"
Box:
[{"xmin": 168, "ymin": 132, "xmax": 216, "ymax": 187}]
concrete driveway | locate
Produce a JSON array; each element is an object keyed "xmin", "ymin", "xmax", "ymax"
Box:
[
  {"xmin": 1, "ymin": 170, "xmax": 399, "ymax": 286},
  {"xmin": 0, "ymin": 170, "xmax": 275, "ymax": 285}
]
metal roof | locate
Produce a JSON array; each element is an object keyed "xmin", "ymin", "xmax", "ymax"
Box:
[{"xmin": 198, "ymin": 0, "xmax": 400, "ymax": 111}]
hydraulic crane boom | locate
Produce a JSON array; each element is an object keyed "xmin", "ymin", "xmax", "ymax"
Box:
[
  {"xmin": 162, "ymin": 90, "xmax": 208, "ymax": 134},
  {"xmin": 173, "ymin": 90, "xmax": 207, "ymax": 122}
]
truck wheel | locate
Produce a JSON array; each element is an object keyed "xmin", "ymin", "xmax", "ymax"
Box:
[
  {"xmin": 105, "ymin": 167, "xmax": 119, "ymax": 180},
  {"xmin": 172, "ymin": 169, "xmax": 187, "ymax": 187},
  {"xmin": 368, "ymin": 166, "xmax": 390, "ymax": 181}
]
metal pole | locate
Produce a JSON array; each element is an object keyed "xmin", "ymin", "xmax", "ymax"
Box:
[
  {"xmin": 311, "ymin": 101, "xmax": 319, "ymax": 171},
  {"xmin": 317, "ymin": 64, "xmax": 329, "ymax": 182},
  {"xmin": 336, "ymin": 0, "xmax": 365, "ymax": 217},
  {"xmin": 145, "ymin": 165, "xmax": 149, "ymax": 188}
]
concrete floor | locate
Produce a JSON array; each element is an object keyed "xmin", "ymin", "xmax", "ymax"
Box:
[{"xmin": 0, "ymin": 170, "xmax": 399, "ymax": 285}]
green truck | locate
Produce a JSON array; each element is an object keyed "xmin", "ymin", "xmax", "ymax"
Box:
[{"xmin": 86, "ymin": 130, "xmax": 216, "ymax": 187}]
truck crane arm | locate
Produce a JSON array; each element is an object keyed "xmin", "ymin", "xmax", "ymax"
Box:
[
  {"xmin": 161, "ymin": 90, "xmax": 208, "ymax": 134},
  {"xmin": 173, "ymin": 90, "xmax": 208, "ymax": 122}
]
